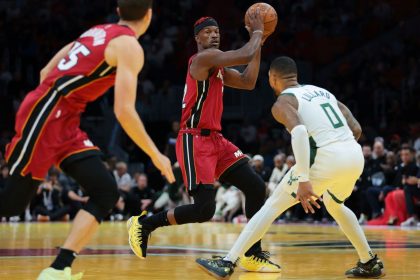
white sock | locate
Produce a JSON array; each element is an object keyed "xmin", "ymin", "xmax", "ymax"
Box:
[
  {"xmin": 324, "ymin": 193, "xmax": 374, "ymax": 263},
  {"xmin": 225, "ymin": 190, "xmax": 297, "ymax": 263}
]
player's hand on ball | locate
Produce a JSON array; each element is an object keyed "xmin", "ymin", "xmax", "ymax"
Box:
[
  {"xmin": 152, "ymin": 153, "xmax": 176, "ymax": 183},
  {"xmin": 296, "ymin": 181, "xmax": 321, "ymax": 214},
  {"xmin": 247, "ymin": 8, "xmax": 264, "ymax": 35}
]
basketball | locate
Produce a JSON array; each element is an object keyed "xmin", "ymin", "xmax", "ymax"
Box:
[{"xmin": 244, "ymin": 2, "xmax": 278, "ymax": 37}]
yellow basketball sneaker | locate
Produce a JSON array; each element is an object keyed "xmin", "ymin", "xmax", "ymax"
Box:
[
  {"xmin": 37, "ymin": 267, "xmax": 83, "ymax": 280},
  {"xmin": 127, "ymin": 211, "xmax": 151, "ymax": 259},
  {"xmin": 238, "ymin": 251, "xmax": 281, "ymax": 273}
]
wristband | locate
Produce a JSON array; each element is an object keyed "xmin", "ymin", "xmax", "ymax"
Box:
[{"xmin": 252, "ymin": 30, "xmax": 263, "ymax": 34}]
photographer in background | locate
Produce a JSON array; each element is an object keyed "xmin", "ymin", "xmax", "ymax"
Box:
[{"xmin": 32, "ymin": 169, "xmax": 70, "ymax": 222}]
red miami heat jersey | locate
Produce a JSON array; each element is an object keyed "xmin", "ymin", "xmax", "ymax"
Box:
[
  {"xmin": 40, "ymin": 24, "xmax": 136, "ymax": 112},
  {"xmin": 180, "ymin": 55, "xmax": 224, "ymax": 131},
  {"xmin": 5, "ymin": 24, "xmax": 136, "ymax": 179}
]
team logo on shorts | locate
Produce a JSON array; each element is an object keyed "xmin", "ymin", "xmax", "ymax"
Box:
[
  {"xmin": 83, "ymin": 140, "xmax": 94, "ymax": 147},
  {"xmin": 234, "ymin": 150, "xmax": 243, "ymax": 158}
]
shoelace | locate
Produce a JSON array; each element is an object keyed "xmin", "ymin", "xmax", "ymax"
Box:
[{"xmin": 251, "ymin": 251, "xmax": 272, "ymax": 264}]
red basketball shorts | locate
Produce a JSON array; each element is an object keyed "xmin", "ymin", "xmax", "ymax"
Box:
[
  {"xmin": 5, "ymin": 88, "xmax": 100, "ymax": 180},
  {"xmin": 175, "ymin": 128, "xmax": 248, "ymax": 192}
]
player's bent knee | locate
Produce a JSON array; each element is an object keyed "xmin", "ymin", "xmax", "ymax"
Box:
[
  {"xmin": 196, "ymin": 201, "xmax": 216, "ymax": 223},
  {"xmin": 83, "ymin": 182, "xmax": 119, "ymax": 222},
  {"xmin": 323, "ymin": 194, "xmax": 342, "ymax": 213}
]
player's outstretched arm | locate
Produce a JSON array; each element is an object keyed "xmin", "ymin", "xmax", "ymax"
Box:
[
  {"xmin": 223, "ymin": 47, "xmax": 261, "ymax": 90},
  {"xmin": 107, "ymin": 35, "xmax": 175, "ymax": 183},
  {"xmin": 40, "ymin": 42, "xmax": 74, "ymax": 84},
  {"xmin": 190, "ymin": 9, "xmax": 264, "ymax": 81},
  {"xmin": 337, "ymin": 101, "xmax": 362, "ymax": 141},
  {"xmin": 271, "ymin": 95, "xmax": 321, "ymax": 213}
]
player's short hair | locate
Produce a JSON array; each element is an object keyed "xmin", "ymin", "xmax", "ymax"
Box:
[
  {"xmin": 270, "ymin": 56, "xmax": 297, "ymax": 76},
  {"xmin": 118, "ymin": 0, "xmax": 153, "ymax": 21}
]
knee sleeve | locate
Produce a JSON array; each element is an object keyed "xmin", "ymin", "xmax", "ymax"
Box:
[
  {"xmin": 192, "ymin": 186, "xmax": 216, "ymax": 222},
  {"xmin": 194, "ymin": 199, "xmax": 216, "ymax": 223},
  {"xmin": 0, "ymin": 174, "xmax": 39, "ymax": 217},
  {"xmin": 63, "ymin": 155, "xmax": 119, "ymax": 222},
  {"xmin": 173, "ymin": 187, "xmax": 216, "ymax": 224},
  {"xmin": 83, "ymin": 180, "xmax": 119, "ymax": 222}
]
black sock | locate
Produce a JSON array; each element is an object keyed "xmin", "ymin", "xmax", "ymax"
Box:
[
  {"xmin": 51, "ymin": 248, "xmax": 77, "ymax": 270},
  {"xmin": 244, "ymin": 240, "xmax": 262, "ymax": 257},
  {"xmin": 142, "ymin": 210, "xmax": 170, "ymax": 231}
]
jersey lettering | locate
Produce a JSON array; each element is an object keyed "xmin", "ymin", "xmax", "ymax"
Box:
[{"xmin": 80, "ymin": 27, "xmax": 106, "ymax": 46}]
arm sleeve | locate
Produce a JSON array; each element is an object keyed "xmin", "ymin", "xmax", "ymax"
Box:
[{"xmin": 290, "ymin": 125, "xmax": 310, "ymax": 182}]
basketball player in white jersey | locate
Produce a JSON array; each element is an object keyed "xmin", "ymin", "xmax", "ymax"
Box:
[{"xmin": 196, "ymin": 56, "xmax": 385, "ymax": 279}]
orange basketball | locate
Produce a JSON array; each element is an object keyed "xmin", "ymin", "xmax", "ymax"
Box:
[{"xmin": 244, "ymin": 2, "xmax": 278, "ymax": 37}]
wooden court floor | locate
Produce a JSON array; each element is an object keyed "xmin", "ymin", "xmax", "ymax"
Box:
[{"xmin": 1, "ymin": 222, "xmax": 419, "ymax": 279}]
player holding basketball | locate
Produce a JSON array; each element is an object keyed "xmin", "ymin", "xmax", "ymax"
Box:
[
  {"xmin": 196, "ymin": 57, "xmax": 385, "ymax": 279},
  {"xmin": 0, "ymin": 0, "xmax": 175, "ymax": 279},
  {"xmin": 127, "ymin": 9, "xmax": 281, "ymax": 272}
]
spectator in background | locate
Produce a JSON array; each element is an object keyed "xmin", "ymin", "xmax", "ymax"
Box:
[
  {"xmin": 153, "ymin": 163, "xmax": 188, "ymax": 211},
  {"xmin": 214, "ymin": 183, "xmax": 242, "ymax": 222},
  {"xmin": 61, "ymin": 179, "xmax": 89, "ymax": 220},
  {"xmin": 114, "ymin": 161, "xmax": 132, "ymax": 193},
  {"xmin": 32, "ymin": 170, "xmax": 69, "ymax": 222},
  {"xmin": 368, "ymin": 146, "xmax": 417, "ymax": 225},
  {"xmin": 368, "ymin": 188, "xmax": 408, "ymax": 226},
  {"xmin": 268, "ymin": 153, "xmax": 288, "ymax": 195},
  {"xmin": 126, "ymin": 173, "xmax": 155, "ymax": 216},
  {"xmin": 164, "ymin": 121, "xmax": 180, "ymax": 164},
  {"xmin": 348, "ymin": 144, "xmax": 375, "ymax": 223},
  {"xmin": 382, "ymin": 151, "xmax": 397, "ymax": 187},
  {"xmin": 367, "ymin": 145, "xmax": 406, "ymax": 219},
  {"xmin": 285, "ymin": 155, "xmax": 296, "ymax": 170},
  {"xmin": 251, "ymin": 154, "xmax": 272, "ymax": 183},
  {"xmin": 372, "ymin": 140, "xmax": 387, "ymax": 170},
  {"xmin": 370, "ymin": 147, "xmax": 418, "ymax": 226},
  {"xmin": 399, "ymin": 148, "xmax": 420, "ymax": 226}
]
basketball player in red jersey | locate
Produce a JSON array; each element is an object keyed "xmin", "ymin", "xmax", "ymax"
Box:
[
  {"xmin": 0, "ymin": 1, "xmax": 175, "ymax": 279},
  {"xmin": 127, "ymin": 9, "xmax": 281, "ymax": 272}
]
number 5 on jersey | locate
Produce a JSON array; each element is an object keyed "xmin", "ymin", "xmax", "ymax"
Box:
[{"xmin": 58, "ymin": 42, "xmax": 91, "ymax": 70}]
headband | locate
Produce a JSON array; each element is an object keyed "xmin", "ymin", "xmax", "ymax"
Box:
[{"xmin": 194, "ymin": 17, "xmax": 219, "ymax": 35}]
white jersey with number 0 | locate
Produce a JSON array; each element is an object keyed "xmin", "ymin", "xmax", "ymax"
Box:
[{"xmin": 281, "ymin": 84, "xmax": 354, "ymax": 148}]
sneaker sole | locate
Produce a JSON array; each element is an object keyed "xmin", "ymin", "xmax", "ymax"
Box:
[
  {"xmin": 346, "ymin": 270, "xmax": 386, "ymax": 279},
  {"xmin": 238, "ymin": 259, "xmax": 281, "ymax": 273},
  {"xmin": 238, "ymin": 265, "xmax": 282, "ymax": 273},
  {"xmin": 196, "ymin": 260, "xmax": 232, "ymax": 280}
]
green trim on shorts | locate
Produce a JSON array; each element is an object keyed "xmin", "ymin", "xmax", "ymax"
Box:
[
  {"xmin": 309, "ymin": 136, "xmax": 317, "ymax": 167},
  {"xmin": 327, "ymin": 190, "xmax": 344, "ymax": 204}
]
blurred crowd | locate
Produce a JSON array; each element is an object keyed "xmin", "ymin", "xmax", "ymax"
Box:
[
  {"xmin": 0, "ymin": 1, "xmax": 419, "ymax": 225},
  {"xmin": 1, "ymin": 134, "xmax": 419, "ymax": 226}
]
